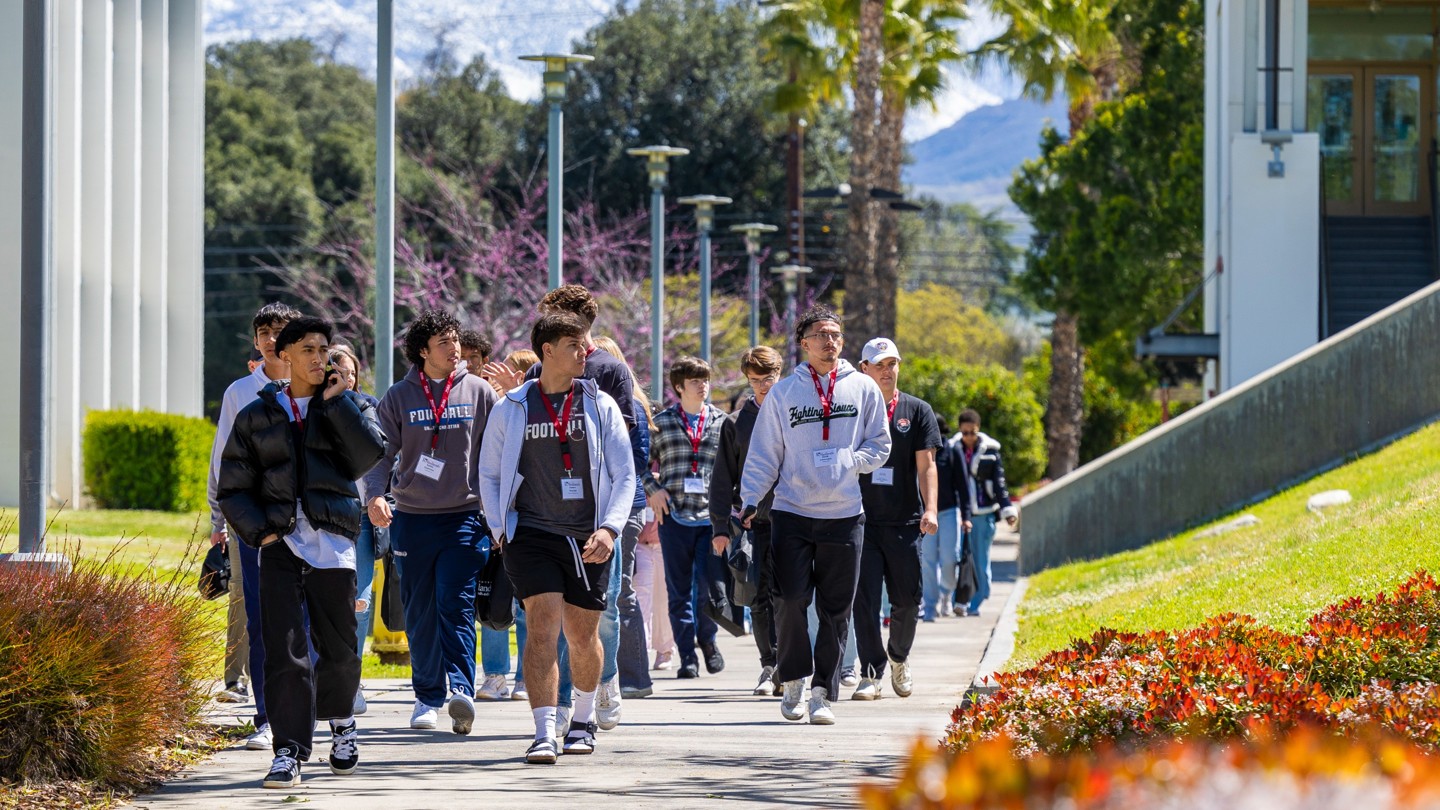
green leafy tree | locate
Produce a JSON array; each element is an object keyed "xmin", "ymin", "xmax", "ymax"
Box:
[
  {"xmin": 398, "ymin": 53, "xmax": 528, "ymax": 177},
  {"xmin": 906, "ymin": 358, "xmax": 1048, "ymax": 486},
  {"xmin": 896, "ymin": 284, "xmax": 1025, "ymax": 370}
]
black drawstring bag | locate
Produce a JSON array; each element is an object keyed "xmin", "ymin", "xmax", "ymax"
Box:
[
  {"xmin": 725, "ymin": 523, "xmax": 759, "ymax": 608},
  {"xmin": 475, "ymin": 549, "xmax": 516, "ymax": 631},
  {"xmin": 197, "ymin": 542, "xmax": 231, "ymax": 600},
  {"xmin": 954, "ymin": 529, "xmax": 980, "ymax": 607},
  {"xmin": 381, "ymin": 551, "xmax": 406, "ymax": 633}
]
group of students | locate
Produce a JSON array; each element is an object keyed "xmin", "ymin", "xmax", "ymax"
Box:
[{"xmin": 207, "ymin": 285, "xmax": 1017, "ymax": 788}]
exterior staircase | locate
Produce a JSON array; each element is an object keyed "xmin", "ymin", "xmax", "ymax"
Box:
[{"xmin": 1324, "ymin": 216, "xmax": 1436, "ymax": 335}]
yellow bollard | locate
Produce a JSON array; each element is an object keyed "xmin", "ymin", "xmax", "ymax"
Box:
[{"xmin": 370, "ymin": 560, "xmax": 410, "ymax": 665}]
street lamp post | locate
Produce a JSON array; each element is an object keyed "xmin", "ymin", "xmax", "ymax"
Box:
[
  {"xmin": 771, "ymin": 264, "xmax": 812, "ymax": 365},
  {"xmin": 626, "ymin": 145, "xmax": 689, "ymax": 403},
  {"xmin": 730, "ymin": 222, "xmax": 778, "ymax": 348},
  {"xmin": 677, "ymin": 194, "xmax": 732, "ymax": 367},
  {"xmin": 520, "ymin": 53, "xmax": 593, "ymax": 291}
]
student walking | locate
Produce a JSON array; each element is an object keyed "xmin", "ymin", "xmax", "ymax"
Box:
[
  {"xmin": 363, "ymin": 310, "xmax": 499, "ymax": 735},
  {"xmin": 922, "ymin": 415, "xmax": 973, "ymax": 621},
  {"xmin": 646, "ymin": 357, "xmax": 729, "ymax": 679},
  {"xmin": 852, "ymin": 338, "xmax": 942, "ymax": 700},
  {"xmin": 739, "ymin": 306, "xmax": 891, "ymax": 725},
  {"xmin": 709, "ymin": 346, "xmax": 785, "ymax": 696},
  {"xmin": 217, "ymin": 317, "xmax": 386, "ymax": 788},
  {"xmin": 478, "ymin": 312, "xmax": 635, "ymax": 764},
  {"xmin": 208, "ymin": 301, "xmax": 302, "ymax": 750},
  {"xmin": 954, "ymin": 409, "xmax": 1019, "ymax": 617}
]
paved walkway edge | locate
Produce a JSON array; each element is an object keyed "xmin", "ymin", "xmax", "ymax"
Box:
[{"xmin": 964, "ymin": 576, "xmax": 1027, "ymax": 704}]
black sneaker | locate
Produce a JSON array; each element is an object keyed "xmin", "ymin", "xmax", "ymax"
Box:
[
  {"xmin": 677, "ymin": 661, "xmax": 700, "ymax": 679},
  {"xmin": 328, "ymin": 721, "xmax": 359, "ymax": 775},
  {"xmin": 525, "ymin": 737, "xmax": 559, "ymax": 764},
  {"xmin": 262, "ymin": 749, "xmax": 301, "ymax": 789},
  {"xmin": 562, "ymin": 720, "xmax": 597, "ymax": 755},
  {"xmin": 701, "ymin": 644, "xmax": 725, "ymax": 674}
]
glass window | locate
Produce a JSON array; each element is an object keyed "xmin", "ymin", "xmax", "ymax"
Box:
[{"xmin": 1309, "ymin": 8, "xmax": 1433, "ymax": 61}]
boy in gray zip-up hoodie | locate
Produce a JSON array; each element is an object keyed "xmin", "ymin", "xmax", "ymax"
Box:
[{"xmin": 739, "ymin": 305, "xmax": 891, "ymax": 726}]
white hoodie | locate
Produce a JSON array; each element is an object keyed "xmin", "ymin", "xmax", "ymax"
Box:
[{"xmin": 739, "ymin": 360, "xmax": 891, "ymax": 520}]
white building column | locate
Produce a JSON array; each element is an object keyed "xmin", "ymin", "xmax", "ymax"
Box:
[
  {"xmin": 52, "ymin": 0, "xmax": 85, "ymax": 507},
  {"xmin": 166, "ymin": 0, "xmax": 203, "ymax": 416},
  {"xmin": 81, "ymin": 0, "xmax": 114, "ymax": 417},
  {"xmin": 138, "ymin": 0, "xmax": 167, "ymax": 412},
  {"xmin": 111, "ymin": 0, "xmax": 142, "ymax": 409},
  {"xmin": 0, "ymin": 4, "xmax": 22, "ymax": 505}
]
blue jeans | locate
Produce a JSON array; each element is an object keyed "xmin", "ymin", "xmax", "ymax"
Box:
[
  {"xmin": 480, "ymin": 624, "xmax": 512, "ymax": 677},
  {"xmin": 921, "ymin": 508, "xmax": 961, "ymax": 620},
  {"xmin": 236, "ymin": 539, "xmax": 268, "ymax": 728},
  {"xmin": 807, "ymin": 601, "xmax": 857, "ymax": 671},
  {"xmin": 390, "ymin": 509, "xmax": 488, "ymax": 706},
  {"xmin": 658, "ymin": 520, "xmax": 720, "ymax": 663},
  {"xmin": 965, "ymin": 513, "xmax": 998, "ymax": 614},
  {"xmin": 355, "ymin": 515, "xmax": 376, "ymax": 657}
]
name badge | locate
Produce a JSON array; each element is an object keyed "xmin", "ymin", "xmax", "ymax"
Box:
[
  {"xmin": 872, "ymin": 467, "xmax": 895, "ymax": 486},
  {"xmin": 561, "ymin": 477, "xmax": 585, "ymax": 501},
  {"xmin": 415, "ymin": 454, "xmax": 446, "ymax": 481},
  {"xmin": 813, "ymin": 448, "xmax": 839, "ymax": 467},
  {"xmin": 683, "ymin": 476, "xmax": 707, "ymax": 494}
]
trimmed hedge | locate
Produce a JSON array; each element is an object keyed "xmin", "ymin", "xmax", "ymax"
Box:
[
  {"xmin": 905, "ymin": 358, "xmax": 1047, "ymax": 487},
  {"xmin": 83, "ymin": 410, "xmax": 213, "ymax": 512}
]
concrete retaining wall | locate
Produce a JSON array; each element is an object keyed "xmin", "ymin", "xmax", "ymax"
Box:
[{"xmin": 1020, "ymin": 280, "xmax": 1440, "ymax": 574}]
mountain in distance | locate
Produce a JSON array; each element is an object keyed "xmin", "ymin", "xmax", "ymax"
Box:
[{"xmin": 903, "ymin": 94, "xmax": 1069, "ymax": 209}]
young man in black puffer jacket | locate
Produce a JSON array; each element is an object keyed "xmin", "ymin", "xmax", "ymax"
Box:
[{"xmin": 219, "ymin": 316, "xmax": 386, "ymax": 790}]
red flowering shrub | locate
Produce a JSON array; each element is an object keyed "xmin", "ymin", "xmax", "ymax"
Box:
[{"xmin": 947, "ymin": 571, "xmax": 1440, "ymax": 756}]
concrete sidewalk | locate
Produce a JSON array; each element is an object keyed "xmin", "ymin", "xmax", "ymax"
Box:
[{"xmin": 132, "ymin": 532, "xmax": 1018, "ymax": 810}]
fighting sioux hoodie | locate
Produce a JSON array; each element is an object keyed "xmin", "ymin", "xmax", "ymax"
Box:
[{"xmin": 739, "ymin": 360, "xmax": 892, "ymax": 520}]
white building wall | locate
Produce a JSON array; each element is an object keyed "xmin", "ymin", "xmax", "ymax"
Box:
[{"xmin": 0, "ymin": 0, "xmax": 204, "ymax": 508}]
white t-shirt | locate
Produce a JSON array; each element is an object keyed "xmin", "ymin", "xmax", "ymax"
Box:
[{"xmin": 273, "ymin": 390, "xmax": 356, "ymax": 571}]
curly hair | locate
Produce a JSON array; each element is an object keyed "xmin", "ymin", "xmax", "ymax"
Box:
[
  {"xmin": 403, "ymin": 309, "xmax": 462, "ymax": 368},
  {"xmin": 538, "ymin": 284, "xmax": 600, "ymax": 327},
  {"xmin": 459, "ymin": 329, "xmax": 493, "ymax": 360},
  {"xmin": 794, "ymin": 304, "xmax": 841, "ymax": 344}
]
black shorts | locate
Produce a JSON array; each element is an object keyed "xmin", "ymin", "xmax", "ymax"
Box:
[{"xmin": 504, "ymin": 525, "xmax": 611, "ymax": 611}]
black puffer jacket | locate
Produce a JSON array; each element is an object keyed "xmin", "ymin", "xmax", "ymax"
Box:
[{"xmin": 218, "ymin": 383, "xmax": 386, "ymax": 548}]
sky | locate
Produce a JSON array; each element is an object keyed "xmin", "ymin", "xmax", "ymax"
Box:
[{"xmin": 202, "ymin": 0, "xmax": 1018, "ymax": 144}]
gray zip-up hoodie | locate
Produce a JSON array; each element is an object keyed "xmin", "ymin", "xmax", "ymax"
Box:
[
  {"xmin": 362, "ymin": 366, "xmax": 499, "ymax": 514},
  {"xmin": 739, "ymin": 359, "xmax": 891, "ymax": 520},
  {"xmin": 478, "ymin": 378, "xmax": 635, "ymax": 545}
]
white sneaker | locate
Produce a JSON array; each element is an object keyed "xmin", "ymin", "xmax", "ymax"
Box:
[
  {"xmin": 851, "ymin": 677, "xmax": 882, "ymax": 700},
  {"xmin": 244, "ymin": 722, "xmax": 272, "ymax": 751},
  {"xmin": 808, "ymin": 686, "xmax": 835, "ymax": 724},
  {"xmin": 839, "ymin": 668, "xmax": 859, "ymax": 688},
  {"xmin": 754, "ymin": 666, "xmax": 778, "ymax": 696},
  {"xmin": 477, "ymin": 674, "xmax": 510, "ymax": 701},
  {"xmin": 891, "ymin": 659, "xmax": 914, "ymax": 697},
  {"xmin": 780, "ymin": 679, "xmax": 806, "ymax": 721},
  {"xmin": 352, "ymin": 687, "xmax": 368, "ymax": 716},
  {"xmin": 448, "ymin": 690, "xmax": 476, "ymax": 735},
  {"xmin": 596, "ymin": 676, "xmax": 622, "ymax": 731},
  {"xmin": 511, "ymin": 680, "xmax": 529, "ymax": 701},
  {"xmin": 938, "ymin": 595, "xmax": 953, "ymax": 617},
  {"xmin": 410, "ymin": 700, "xmax": 439, "ymax": 730}
]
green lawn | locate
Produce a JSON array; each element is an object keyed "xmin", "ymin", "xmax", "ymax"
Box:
[
  {"xmin": 1013, "ymin": 420, "xmax": 1440, "ymax": 669},
  {"xmin": 0, "ymin": 506, "xmax": 464, "ymax": 681}
]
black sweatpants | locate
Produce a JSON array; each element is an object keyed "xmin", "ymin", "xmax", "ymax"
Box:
[
  {"xmin": 260, "ymin": 541, "xmax": 361, "ymax": 761},
  {"xmin": 750, "ymin": 520, "xmax": 778, "ymax": 669},
  {"xmin": 769, "ymin": 510, "xmax": 863, "ymax": 701},
  {"xmin": 853, "ymin": 523, "xmax": 923, "ymax": 678}
]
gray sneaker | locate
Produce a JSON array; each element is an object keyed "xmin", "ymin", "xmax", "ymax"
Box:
[
  {"xmin": 808, "ymin": 686, "xmax": 835, "ymax": 724},
  {"xmin": 890, "ymin": 658, "xmax": 914, "ymax": 697},
  {"xmin": 754, "ymin": 666, "xmax": 778, "ymax": 696},
  {"xmin": 596, "ymin": 676, "xmax": 622, "ymax": 731},
  {"xmin": 780, "ymin": 679, "xmax": 806, "ymax": 721}
]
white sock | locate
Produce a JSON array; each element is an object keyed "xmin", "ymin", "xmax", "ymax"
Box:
[
  {"xmin": 331, "ymin": 716, "xmax": 355, "ymax": 729},
  {"xmin": 572, "ymin": 688, "xmax": 597, "ymax": 724},
  {"xmin": 532, "ymin": 706, "xmax": 556, "ymax": 741}
]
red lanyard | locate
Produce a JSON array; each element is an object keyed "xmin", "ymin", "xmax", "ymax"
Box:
[
  {"xmin": 284, "ymin": 387, "xmax": 305, "ymax": 433},
  {"xmin": 679, "ymin": 406, "xmax": 706, "ymax": 473},
  {"xmin": 809, "ymin": 365, "xmax": 839, "ymax": 442},
  {"xmin": 537, "ymin": 383, "xmax": 579, "ymax": 473},
  {"xmin": 886, "ymin": 390, "xmax": 900, "ymax": 423},
  {"xmin": 421, "ymin": 373, "xmax": 457, "ymax": 452}
]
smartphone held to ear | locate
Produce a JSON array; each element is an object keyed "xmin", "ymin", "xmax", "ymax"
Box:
[{"xmin": 324, "ymin": 364, "xmax": 342, "ymax": 389}]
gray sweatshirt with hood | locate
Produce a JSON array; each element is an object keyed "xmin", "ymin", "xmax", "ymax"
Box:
[
  {"xmin": 739, "ymin": 359, "xmax": 892, "ymax": 519},
  {"xmin": 363, "ymin": 366, "xmax": 499, "ymax": 514}
]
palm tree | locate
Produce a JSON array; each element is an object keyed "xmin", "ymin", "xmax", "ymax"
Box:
[{"xmin": 968, "ymin": 0, "xmax": 1125, "ymax": 478}]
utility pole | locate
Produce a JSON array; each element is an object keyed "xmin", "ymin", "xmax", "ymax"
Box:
[
  {"xmin": 374, "ymin": 0, "xmax": 395, "ymax": 396},
  {"xmin": 520, "ymin": 53, "xmax": 593, "ymax": 290},
  {"xmin": 19, "ymin": 0, "xmax": 53, "ymax": 555}
]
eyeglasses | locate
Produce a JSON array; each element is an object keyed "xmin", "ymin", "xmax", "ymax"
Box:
[
  {"xmin": 802, "ymin": 331, "xmax": 844, "ymax": 343},
  {"xmin": 746, "ymin": 374, "xmax": 779, "ymax": 386}
]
